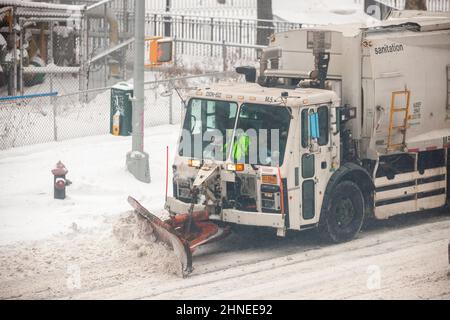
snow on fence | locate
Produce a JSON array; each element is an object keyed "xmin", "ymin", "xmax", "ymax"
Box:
[
  {"xmin": 0, "ymin": 88, "xmax": 111, "ymax": 150},
  {"xmin": 0, "ymin": 71, "xmax": 238, "ymax": 150}
]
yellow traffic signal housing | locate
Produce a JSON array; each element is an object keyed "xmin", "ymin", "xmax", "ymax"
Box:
[{"xmin": 146, "ymin": 37, "xmax": 173, "ymax": 66}]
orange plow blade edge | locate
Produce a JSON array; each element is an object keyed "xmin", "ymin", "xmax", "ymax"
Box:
[{"xmin": 128, "ymin": 196, "xmax": 230, "ymax": 277}]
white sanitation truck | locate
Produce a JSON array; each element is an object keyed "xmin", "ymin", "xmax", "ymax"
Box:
[{"xmin": 129, "ymin": 10, "xmax": 450, "ymax": 275}]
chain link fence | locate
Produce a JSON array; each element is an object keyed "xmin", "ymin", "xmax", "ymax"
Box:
[{"xmin": 0, "ymin": 71, "xmax": 239, "ymax": 150}]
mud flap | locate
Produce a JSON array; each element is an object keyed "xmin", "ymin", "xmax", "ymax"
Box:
[{"xmin": 128, "ymin": 197, "xmax": 193, "ymax": 276}]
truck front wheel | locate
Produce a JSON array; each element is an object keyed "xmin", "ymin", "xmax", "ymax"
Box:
[{"xmin": 319, "ymin": 180, "xmax": 365, "ymax": 243}]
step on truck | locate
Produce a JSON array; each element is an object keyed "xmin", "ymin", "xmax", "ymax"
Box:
[{"xmin": 129, "ymin": 10, "xmax": 450, "ymax": 276}]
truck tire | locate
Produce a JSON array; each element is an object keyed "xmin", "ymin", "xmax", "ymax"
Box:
[{"xmin": 319, "ymin": 180, "xmax": 365, "ymax": 243}]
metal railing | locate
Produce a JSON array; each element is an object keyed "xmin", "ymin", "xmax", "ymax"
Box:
[
  {"xmin": 145, "ymin": 0, "xmax": 258, "ymax": 19},
  {"xmin": 145, "ymin": 12, "xmax": 302, "ymax": 43},
  {"xmin": 172, "ymin": 38, "xmax": 265, "ymax": 70},
  {"xmin": 141, "ymin": 12, "xmax": 302, "ymax": 68}
]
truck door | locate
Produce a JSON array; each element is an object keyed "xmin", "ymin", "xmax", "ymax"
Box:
[{"xmin": 299, "ymin": 105, "xmax": 332, "ymax": 226}]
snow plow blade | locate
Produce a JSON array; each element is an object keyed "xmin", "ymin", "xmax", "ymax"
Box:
[
  {"xmin": 128, "ymin": 197, "xmax": 230, "ymax": 277},
  {"xmin": 128, "ymin": 196, "xmax": 192, "ymax": 276}
]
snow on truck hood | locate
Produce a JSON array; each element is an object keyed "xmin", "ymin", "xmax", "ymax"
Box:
[{"xmin": 191, "ymin": 83, "xmax": 339, "ymax": 107}]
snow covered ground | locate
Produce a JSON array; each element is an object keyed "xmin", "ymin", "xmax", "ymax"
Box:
[
  {"xmin": 0, "ymin": 124, "xmax": 449, "ymax": 299},
  {"xmin": 0, "ymin": 124, "xmax": 179, "ymax": 245}
]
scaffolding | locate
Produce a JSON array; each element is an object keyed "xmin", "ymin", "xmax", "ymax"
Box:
[{"xmin": 0, "ymin": 0, "xmax": 135, "ymax": 98}]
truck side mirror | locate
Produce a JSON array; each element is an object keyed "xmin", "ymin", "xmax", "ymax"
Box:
[
  {"xmin": 309, "ymin": 112, "xmax": 320, "ymax": 139},
  {"xmin": 331, "ymin": 107, "xmax": 340, "ymax": 134},
  {"xmin": 236, "ymin": 66, "xmax": 257, "ymax": 83}
]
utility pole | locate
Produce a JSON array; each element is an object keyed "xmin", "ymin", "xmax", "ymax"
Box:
[{"xmin": 126, "ymin": 0, "xmax": 151, "ymax": 183}]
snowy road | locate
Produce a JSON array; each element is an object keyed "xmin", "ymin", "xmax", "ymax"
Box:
[
  {"xmin": 61, "ymin": 210, "xmax": 450, "ymax": 300},
  {"xmin": 1, "ymin": 209, "xmax": 449, "ymax": 300}
]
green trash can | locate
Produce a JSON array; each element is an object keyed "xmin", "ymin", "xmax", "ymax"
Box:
[{"xmin": 110, "ymin": 82, "xmax": 133, "ymax": 136}]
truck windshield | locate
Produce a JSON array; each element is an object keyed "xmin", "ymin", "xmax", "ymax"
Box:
[
  {"xmin": 179, "ymin": 99, "xmax": 290, "ymax": 166},
  {"xmin": 180, "ymin": 98, "xmax": 238, "ymax": 161},
  {"xmin": 234, "ymin": 103, "xmax": 291, "ymax": 166}
]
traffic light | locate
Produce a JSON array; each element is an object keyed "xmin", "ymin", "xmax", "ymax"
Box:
[{"xmin": 146, "ymin": 37, "xmax": 173, "ymax": 66}]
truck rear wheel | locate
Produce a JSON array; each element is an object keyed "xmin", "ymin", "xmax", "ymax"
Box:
[{"xmin": 319, "ymin": 180, "xmax": 365, "ymax": 243}]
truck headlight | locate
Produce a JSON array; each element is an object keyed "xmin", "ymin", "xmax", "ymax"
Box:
[
  {"xmin": 187, "ymin": 159, "xmax": 202, "ymax": 168},
  {"xmin": 226, "ymin": 163, "xmax": 245, "ymax": 172}
]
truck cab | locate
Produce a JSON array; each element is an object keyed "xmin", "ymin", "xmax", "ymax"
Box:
[{"xmin": 166, "ymin": 82, "xmax": 347, "ymax": 237}]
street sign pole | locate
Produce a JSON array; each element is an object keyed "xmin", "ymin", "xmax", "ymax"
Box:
[{"xmin": 126, "ymin": 0, "xmax": 151, "ymax": 183}]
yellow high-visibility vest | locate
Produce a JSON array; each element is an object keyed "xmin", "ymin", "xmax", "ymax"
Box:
[{"xmin": 224, "ymin": 134, "xmax": 250, "ymax": 161}]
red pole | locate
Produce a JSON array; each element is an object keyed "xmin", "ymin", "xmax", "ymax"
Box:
[{"xmin": 165, "ymin": 146, "xmax": 169, "ymax": 202}]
